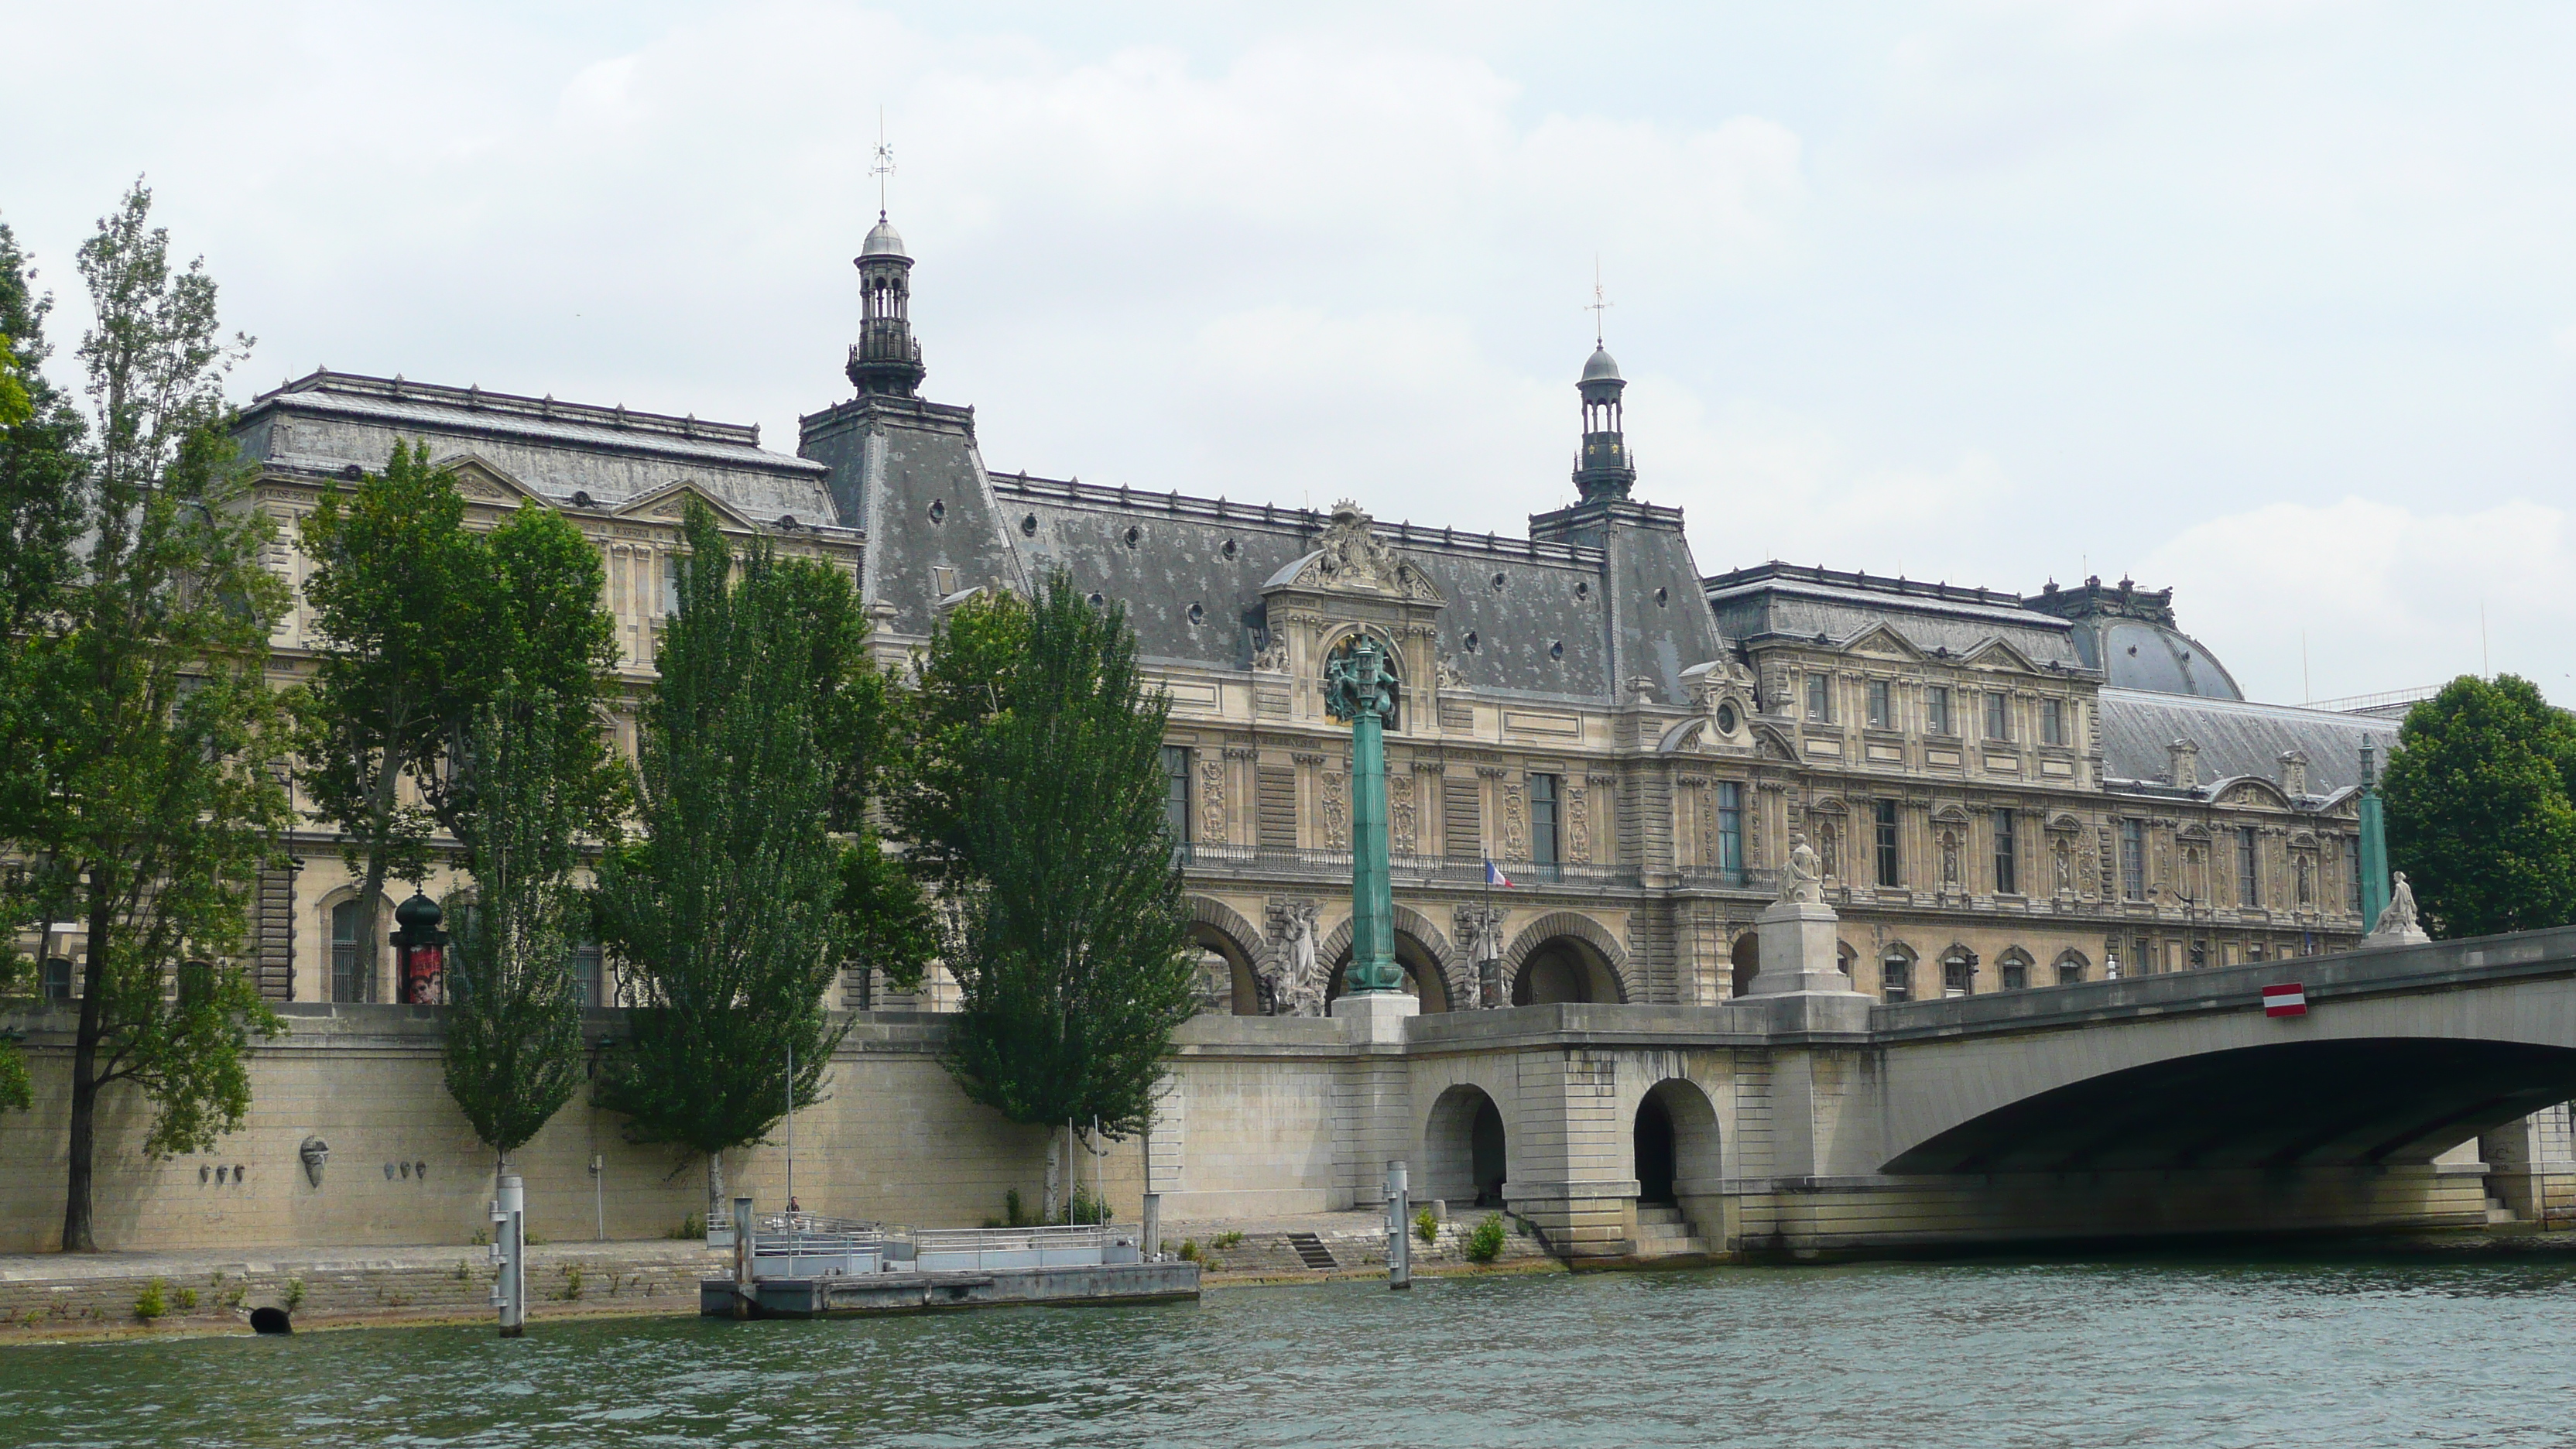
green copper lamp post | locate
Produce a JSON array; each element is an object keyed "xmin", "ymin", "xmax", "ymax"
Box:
[
  {"xmin": 1326, "ymin": 635, "xmax": 1402, "ymax": 995},
  {"xmin": 2358, "ymin": 737, "xmax": 2390, "ymax": 927}
]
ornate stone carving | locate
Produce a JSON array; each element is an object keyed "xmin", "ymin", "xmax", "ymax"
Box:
[
  {"xmin": 1250, "ymin": 637, "xmax": 1289, "ymax": 673},
  {"xmin": 1502, "ymin": 780, "xmax": 1527, "ymax": 859},
  {"xmin": 2053, "ymin": 837, "xmax": 2074, "ymax": 896},
  {"xmin": 1566, "ymin": 780, "xmax": 1591, "ymax": 864},
  {"xmin": 1435, "ymin": 649, "xmax": 1469, "ymax": 690},
  {"xmin": 1817, "ymin": 821, "xmax": 1841, "ymax": 881},
  {"xmin": 1265, "ymin": 899, "xmax": 1326, "ymax": 1016},
  {"xmin": 2372, "ymin": 872, "xmax": 2421, "ymax": 938},
  {"xmin": 1390, "ymin": 772, "xmax": 1418, "ymax": 856},
  {"xmin": 1199, "ymin": 758, "xmax": 1228, "ymax": 844},
  {"xmin": 1321, "ymin": 770, "xmax": 1349, "ymax": 850},
  {"xmin": 1280, "ymin": 501, "xmax": 1444, "ymax": 601},
  {"xmin": 299, "ymin": 1136, "xmax": 331, "ymax": 1189},
  {"xmin": 1940, "ymin": 830, "xmax": 1961, "ymax": 889},
  {"xmin": 1454, "ymin": 906, "xmax": 1506, "ymax": 1007}
]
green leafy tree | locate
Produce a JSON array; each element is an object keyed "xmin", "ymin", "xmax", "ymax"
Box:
[
  {"xmin": 10, "ymin": 183, "xmax": 289, "ymax": 1250},
  {"xmin": 0, "ymin": 221, "xmax": 94, "ymax": 1110},
  {"xmin": 2384, "ymin": 673, "xmax": 2576, "ymax": 937},
  {"xmin": 292, "ymin": 440, "xmax": 483, "ymax": 1000},
  {"xmin": 440, "ymin": 678, "xmax": 587, "ymax": 1165},
  {"xmin": 592, "ymin": 502, "xmax": 873, "ymax": 1213},
  {"xmin": 936, "ymin": 570, "xmax": 1197, "ymax": 1143},
  {"xmin": 887, "ymin": 588, "xmax": 1032, "ymax": 892}
]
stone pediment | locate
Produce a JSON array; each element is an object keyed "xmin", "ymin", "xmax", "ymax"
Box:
[
  {"xmin": 430, "ymin": 452, "xmax": 547, "ymax": 507},
  {"xmin": 615, "ymin": 478, "xmax": 758, "ymax": 530},
  {"xmin": 1265, "ymin": 501, "xmax": 1444, "ymax": 604},
  {"xmin": 1841, "ymin": 623, "xmax": 1927, "ymax": 662},
  {"xmin": 1957, "ymin": 637, "xmax": 2043, "ymax": 673}
]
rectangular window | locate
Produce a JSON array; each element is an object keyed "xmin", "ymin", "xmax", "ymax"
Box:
[
  {"xmin": 1926, "ymin": 687, "xmax": 1951, "ymax": 736},
  {"xmin": 1881, "ymin": 952, "xmax": 1912, "ymax": 1003},
  {"xmin": 663, "ymin": 553, "xmax": 684, "ymax": 616},
  {"xmin": 1942, "ymin": 953, "xmax": 1975, "ymax": 996},
  {"xmin": 331, "ymin": 899, "xmax": 369, "ymax": 1004},
  {"xmin": 2041, "ymin": 698, "xmax": 2066, "ymax": 746},
  {"xmin": 2119, "ymin": 819, "xmax": 2146, "ymax": 901},
  {"xmin": 1874, "ymin": 800, "xmax": 1901, "ymax": 888},
  {"xmin": 1867, "ymin": 680, "xmax": 1892, "ymax": 729},
  {"xmin": 1441, "ymin": 776, "xmax": 1480, "ymax": 858},
  {"xmin": 41, "ymin": 957, "xmax": 72, "ymax": 1003},
  {"xmin": 2249, "ymin": 941, "xmax": 2266, "ymax": 962},
  {"xmin": 2238, "ymin": 827, "xmax": 2260, "ymax": 908},
  {"xmin": 1984, "ymin": 691, "xmax": 2010, "ymax": 742},
  {"xmin": 1806, "ymin": 672, "xmax": 1832, "ymax": 723},
  {"xmin": 567, "ymin": 938, "xmax": 604, "ymax": 1010},
  {"xmin": 2000, "ymin": 955, "xmax": 2029, "ymax": 991},
  {"xmin": 1529, "ymin": 773, "xmax": 1560, "ymax": 870},
  {"xmin": 1992, "ymin": 808, "xmax": 2018, "ymax": 895},
  {"xmin": 1162, "ymin": 745, "xmax": 1193, "ymax": 850},
  {"xmin": 1715, "ymin": 781, "xmax": 1744, "ymax": 879}
]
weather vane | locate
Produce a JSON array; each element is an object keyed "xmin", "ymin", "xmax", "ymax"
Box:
[
  {"xmin": 1587, "ymin": 256, "xmax": 1612, "ymax": 346},
  {"xmin": 872, "ymin": 108, "xmax": 896, "ymax": 220}
]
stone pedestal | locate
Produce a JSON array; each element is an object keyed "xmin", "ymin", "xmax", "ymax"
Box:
[
  {"xmin": 2362, "ymin": 927, "xmax": 2431, "ymax": 949},
  {"xmin": 1749, "ymin": 901, "xmax": 1863, "ymax": 996},
  {"xmin": 1331, "ymin": 989, "xmax": 1418, "ymax": 1045}
]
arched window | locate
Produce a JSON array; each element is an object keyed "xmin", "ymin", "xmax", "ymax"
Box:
[
  {"xmin": 1998, "ymin": 949, "xmax": 2033, "ymax": 991},
  {"xmin": 330, "ymin": 899, "xmax": 371, "ymax": 1003},
  {"xmin": 2054, "ymin": 949, "xmax": 2089, "ymax": 986},
  {"xmin": 1880, "ymin": 946, "xmax": 1915, "ymax": 1003},
  {"xmin": 1941, "ymin": 947, "xmax": 1977, "ymax": 997}
]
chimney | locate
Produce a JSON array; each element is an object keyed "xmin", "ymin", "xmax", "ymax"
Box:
[
  {"xmin": 2169, "ymin": 738, "xmax": 2201, "ymax": 791},
  {"xmin": 2278, "ymin": 750, "xmax": 2310, "ymax": 797}
]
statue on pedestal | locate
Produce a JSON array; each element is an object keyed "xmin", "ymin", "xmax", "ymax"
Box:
[
  {"xmin": 2367, "ymin": 870, "xmax": 2427, "ymax": 944},
  {"xmin": 1784, "ymin": 833, "xmax": 1824, "ymax": 906}
]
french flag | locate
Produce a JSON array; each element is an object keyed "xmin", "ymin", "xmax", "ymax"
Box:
[{"xmin": 1485, "ymin": 859, "xmax": 1512, "ymax": 888}]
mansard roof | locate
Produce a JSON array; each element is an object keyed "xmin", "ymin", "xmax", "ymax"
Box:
[
  {"xmin": 992, "ymin": 474, "xmax": 1703, "ymax": 704},
  {"xmin": 237, "ymin": 371, "xmax": 845, "ymax": 533},
  {"xmin": 1705, "ymin": 562, "xmax": 2089, "ymax": 671},
  {"xmin": 2096, "ymin": 688, "xmax": 2397, "ymax": 800}
]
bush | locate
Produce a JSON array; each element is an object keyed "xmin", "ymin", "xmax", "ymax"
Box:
[
  {"xmin": 174, "ymin": 1287, "xmax": 198, "ymax": 1312},
  {"xmin": 1005, "ymin": 1189, "xmax": 1033, "ymax": 1228},
  {"xmin": 668, "ymin": 1212, "xmax": 704, "ymax": 1241},
  {"xmin": 134, "ymin": 1279, "xmax": 168, "ymax": 1321},
  {"xmin": 560, "ymin": 1265, "xmax": 584, "ymax": 1301},
  {"xmin": 1211, "ymin": 1230, "xmax": 1244, "ymax": 1249},
  {"xmin": 1176, "ymin": 1239, "xmax": 1200, "ymax": 1262},
  {"xmin": 1063, "ymin": 1187, "xmax": 1110, "ymax": 1226},
  {"xmin": 1413, "ymin": 1207, "xmax": 1439, "ymax": 1245},
  {"xmin": 283, "ymin": 1278, "xmax": 306, "ymax": 1311},
  {"xmin": 1466, "ymin": 1214, "xmax": 1506, "ymax": 1264}
]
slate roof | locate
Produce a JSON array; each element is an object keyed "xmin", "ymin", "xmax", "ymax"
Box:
[
  {"xmin": 1704, "ymin": 564, "xmax": 2088, "ymax": 669},
  {"xmin": 995, "ymin": 476, "xmax": 1704, "ymax": 704},
  {"xmin": 237, "ymin": 372, "xmax": 841, "ymax": 528},
  {"xmin": 2095, "ymin": 687, "xmax": 2398, "ymax": 796}
]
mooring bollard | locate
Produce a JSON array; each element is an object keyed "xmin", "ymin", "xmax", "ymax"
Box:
[
  {"xmin": 492, "ymin": 1174, "xmax": 526, "ymax": 1338},
  {"xmin": 1143, "ymin": 1190, "xmax": 1163, "ymax": 1262},
  {"xmin": 1386, "ymin": 1160, "xmax": 1411, "ymax": 1290},
  {"xmin": 732, "ymin": 1195, "xmax": 755, "ymax": 1318}
]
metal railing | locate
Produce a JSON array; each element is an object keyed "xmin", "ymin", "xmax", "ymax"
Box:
[
  {"xmin": 711, "ymin": 1218, "xmax": 1141, "ymax": 1278},
  {"xmin": 914, "ymin": 1224, "xmax": 1138, "ymax": 1273}
]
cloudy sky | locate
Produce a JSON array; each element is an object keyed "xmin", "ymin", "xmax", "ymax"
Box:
[{"xmin": 9, "ymin": 1, "xmax": 2573, "ymax": 704}]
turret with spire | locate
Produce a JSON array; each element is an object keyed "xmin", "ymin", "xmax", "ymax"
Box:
[{"xmin": 1571, "ymin": 341, "xmax": 1635, "ymax": 502}]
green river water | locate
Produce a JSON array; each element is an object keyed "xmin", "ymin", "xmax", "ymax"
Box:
[{"xmin": 3, "ymin": 1255, "xmax": 2573, "ymax": 1447}]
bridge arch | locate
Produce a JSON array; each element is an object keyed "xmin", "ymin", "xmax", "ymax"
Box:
[
  {"xmin": 1185, "ymin": 896, "xmax": 1268, "ymax": 1015},
  {"xmin": 1422, "ymin": 1081, "xmax": 1511, "ymax": 1208},
  {"xmin": 1627, "ymin": 1076, "xmax": 1721, "ymax": 1204},
  {"xmin": 1504, "ymin": 912, "xmax": 1632, "ymax": 1005}
]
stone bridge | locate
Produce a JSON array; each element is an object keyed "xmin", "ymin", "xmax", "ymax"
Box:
[{"xmin": 1157, "ymin": 924, "xmax": 2576, "ymax": 1260}]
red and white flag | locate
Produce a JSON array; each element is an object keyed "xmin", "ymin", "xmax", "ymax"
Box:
[{"xmin": 2262, "ymin": 982, "xmax": 2307, "ymax": 1018}]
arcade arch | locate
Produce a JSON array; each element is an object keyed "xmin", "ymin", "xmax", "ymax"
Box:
[
  {"xmin": 1632, "ymin": 1077, "xmax": 1721, "ymax": 1205},
  {"xmin": 1423, "ymin": 1083, "xmax": 1509, "ymax": 1208},
  {"xmin": 1185, "ymin": 897, "xmax": 1269, "ymax": 1015},
  {"xmin": 1504, "ymin": 913, "xmax": 1632, "ymax": 1005}
]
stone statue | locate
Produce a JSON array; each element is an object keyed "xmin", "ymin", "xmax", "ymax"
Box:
[
  {"xmin": 299, "ymin": 1136, "xmax": 331, "ymax": 1189},
  {"xmin": 2372, "ymin": 871, "xmax": 2422, "ymax": 938},
  {"xmin": 1269, "ymin": 902, "xmax": 1324, "ymax": 1016},
  {"xmin": 1783, "ymin": 833, "xmax": 1824, "ymax": 906}
]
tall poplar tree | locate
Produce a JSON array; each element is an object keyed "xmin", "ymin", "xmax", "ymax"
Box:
[
  {"xmin": 2384, "ymin": 673, "xmax": 2576, "ymax": 937},
  {"xmin": 11, "ymin": 183, "xmax": 290, "ymax": 1251},
  {"xmin": 440, "ymin": 677, "xmax": 587, "ymax": 1165},
  {"xmin": 933, "ymin": 570, "xmax": 1196, "ymax": 1142},
  {"xmin": 593, "ymin": 502, "xmax": 892, "ymax": 1214}
]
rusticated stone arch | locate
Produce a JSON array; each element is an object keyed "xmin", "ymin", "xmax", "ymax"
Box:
[
  {"xmin": 1184, "ymin": 895, "xmax": 1269, "ymax": 1015},
  {"xmin": 1319, "ymin": 902, "xmax": 1466, "ymax": 1012},
  {"xmin": 1502, "ymin": 911, "xmax": 1635, "ymax": 1005}
]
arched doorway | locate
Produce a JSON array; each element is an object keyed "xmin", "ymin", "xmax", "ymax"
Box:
[
  {"xmin": 1512, "ymin": 936, "xmax": 1625, "ymax": 1005},
  {"xmin": 1328, "ymin": 931, "xmax": 1451, "ymax": 1012},
  {"xmin": 1729, "ymin": 933, "xmax": 1759, "ymax": 999},
  {"xmin": 1634, "ymin": 1094, "xmax": 1677, "ymax": 1204},
  {"xmin": 1423, "ymin": 1084, "xmax": 1509, "ymax": 1208}
]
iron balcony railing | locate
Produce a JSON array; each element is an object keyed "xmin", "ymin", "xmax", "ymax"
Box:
[{"xmin": 1175, "ymin": 843, "xmax": 1642, "ymax": 889}]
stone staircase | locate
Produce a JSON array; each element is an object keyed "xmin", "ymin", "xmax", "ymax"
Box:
[
  {"xmin": 2486, "ymin": 1193, "xmax": 2519, "ymax": 1226},
  {"xmin": 1632, "ymin": 1204, "xmax": 1710, "ymax": 1261}
]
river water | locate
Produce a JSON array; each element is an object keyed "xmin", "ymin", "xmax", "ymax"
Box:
[{"xmin": 4, "ymin": 1255, "xmax": 2574, "ymax": 1447}]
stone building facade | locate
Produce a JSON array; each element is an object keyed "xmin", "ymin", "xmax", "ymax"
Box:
[{"xmin": 19, "ymin": 211, "xmax": 2398, "ymax": 1016}]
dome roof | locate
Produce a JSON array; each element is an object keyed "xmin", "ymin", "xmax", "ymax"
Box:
[
  {"xmin": 2076, "ymin": 618, "xmax": 2244, "ymax": 701},
  {"xmin": 860, "ymin": 215, "xmax": 908, "ymax": 259},
  {"xmin": 1581, "ymin": 346, "xmax": 1622, "ymax": 383}
]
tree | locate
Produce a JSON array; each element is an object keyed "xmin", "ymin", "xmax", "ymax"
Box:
[
  {"xmin": 591, "ymin": 502, "xmax": 870, "ymax": 1214},
  {"xmin": 935, "ymin": 570, "xmax": 1197, "ymax": 1147},
  {"xmin": 9, "ymin": 183, "xmax": 289, "ymax": 1250},
  {"xmin": 440, "ymin": 678, "xmax": 587, "ymax": 1164},
  {"xmin": 292, "ymin": 440, "xmax": 483, "ymax": 1001},
  {"xmin": 2384, "ymin": 673, "xmax": 2576, "ymax": 938},
  {"xmin": 0, "ymin": 220, "xmax": 93, "ymax": 1113},
  {"xmin": 886, "ymin": 587, "xmax": 1032, "ymax": 892}
]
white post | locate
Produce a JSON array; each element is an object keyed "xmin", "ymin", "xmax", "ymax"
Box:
[
  {"xmin": 1386, "ymin": 1160, "xmax": 1411, "ymax": 1290},
  {"xmin": 493, "ymin": 1174, "xmax": 526, "ymax": 1337},
  {"xmin": 731, "ymin": 1194, "xmax": 756, "ymax": 1317},
  {"xmin": 591, "ymin": 1153, "xmax": 605, "ymax": 1242}
]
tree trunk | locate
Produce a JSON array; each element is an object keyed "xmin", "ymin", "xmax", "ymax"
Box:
[
  {"xmin": 1045, "ymin": 1133, "xmax": 1062, "ymax": 1224},
  {"xmin": 61, "ymin": 873, "xmax": 114, "ymax": 1252},
  {"xmin": 706, "ymin": 1149, "xmax": 725, "ymax": 1225},
  {"xmin": 354, "ymin": 742, "xmax": 406, "ymax": 1003}
]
